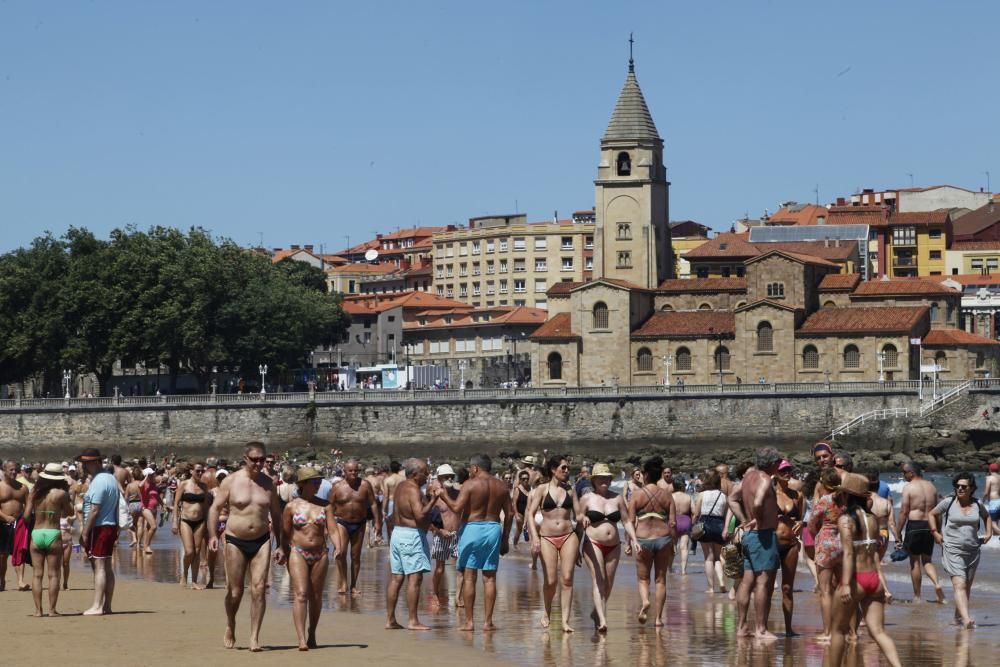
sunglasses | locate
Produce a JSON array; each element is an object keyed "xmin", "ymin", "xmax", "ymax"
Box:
[
  {"xmin": 245, "ymin": 455, "xmax": 266, "ymax": 464},
  {"xmin": 557, "ymin": 465, "xmax": 569, "ymax": 471},
  {"xmin": 955, "ymin": 484, "xmax": 971, "ymax": 490}
]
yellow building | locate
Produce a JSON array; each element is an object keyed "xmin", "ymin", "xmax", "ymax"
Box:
[
  {"xmin": 431, "ymin": 215, "xmax": 594, "ymax": 310},
  {"xmin": 876, "ymin": 211, "xmax": 951, "ymax": 278}
]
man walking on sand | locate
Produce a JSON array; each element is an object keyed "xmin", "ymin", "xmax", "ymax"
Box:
[
  {"xmin": 0, "ymin": 460, "xmax": 29, "ymax": 591},
  {"xmin": 208, "ymin": 442, "xmax": 285, "ymax": 652},
  {"xmin": 896, "ymin": 462, "xmax": 945, "ymax": 603},
  {"xmin": 330, "ymin": 459, "xmax": 381, "ymax": 597},
  {"xmin": 438, "ymin": 454, "xmax": 512, "ymax": 631},
  {"xmin": 78, "ymin": 448, "xmax": 120, "ymax": 614},
  {"xmin": 385, "ymin": 458, "xmax": 436, "ymax": 631},
  {"xmin": 728, "ymin": 447, "xmax": 783, "ymax": 640},
  {"xmin": 984, "ymin": 462, "xmax": 1000, "ymax": 535}
]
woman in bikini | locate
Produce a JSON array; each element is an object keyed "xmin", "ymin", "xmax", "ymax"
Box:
[
  {"xmin": 203, "ymin": 468, "xmax": 229, "ymax": 589},
  {"xmin": 827, "ymin": 472, "xmax": 902, "ymax": 667},
  {"xmin": 511, "ymin": 470, "xmax": 532, "ymax": 550},
  {"xmin": 670, "ymin": 478, "xmax": 692, "ymax": 575},
  {"xmin": 124, "ymin": 468, "xmax": 143, "ymax": 548},
  {"xmin": 580, "ymin": 463, "xmax": 641, "ymax": 633},
  {"xmin": 139, "ymin": 468, "xmax": 161, "ymax": 555},
  {"xmin": 807, "ymin": 467, "xmax": 843, "ymax": 642},
  {"xmin": 25, "ymin": 463, "xmax": 73, "ymax": 616},
  {"xmin": 774, "ymin": 459, "xmax": 805, "ymax": 637},
  {"xmin": 693, "ymin": 469, "xmax": 728, "ymax": 594},
  {"xmin": 172, "ymin": 462, "xmax": 210, "ymax": 589},
  {"xmin": 630, "ymin": 456, "xmax": 676, "ymax": 626},
  {"xmin": 281, "ymin": 467, "xmax": 336, "ymax": 651},
  {"xmin": 526, "ymin": 454, "xmax": 583, "ymax": 632}
]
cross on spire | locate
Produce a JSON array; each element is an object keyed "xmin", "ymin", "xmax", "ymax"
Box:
[{"xmin": 628, "ymin": 33, "xmax": 634, "ymax": 72}]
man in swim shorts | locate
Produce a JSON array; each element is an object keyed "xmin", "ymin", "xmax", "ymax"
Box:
[
  {"xmin": 385, "ymin": 458, "xmax": 436, "ymax": 630},
  {"xmin": 330, "ymin": 459, "xmax": 380, "ymax": 597},
  {"xmin": 78, "ymin": 448, "xmax": 120, "ymax": 614},
  {"xmin": 208, "ymin": 442, "xmax": 284, "ymax": 651},
  {"xmin": 896, "ymin": 461, "xmax": 945, "ymax": 603},
  {"xmin": 437, "ymin": 454, "xmax": 512, "ymax": 631},
  {"xmin": 0, "ymin": 460, "xmax": 29, "ymax": 591},
  {"xmin": 984, "ymin": 462, "xmax": 1000, "ymax": 534}
]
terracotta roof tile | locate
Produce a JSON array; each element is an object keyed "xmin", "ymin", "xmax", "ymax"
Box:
[
  {"xmin": 632, "ymin": 311, "xmax": 735, "ymax": 339},
  {"xmin": 342, "ymin": 291, "xmax": 472, "ymax": 315},
  {"xmin": 747, "ymin": 249, "xmax": 840, "ymax": 268},
  {"xmin": 766, "ymin": 241, "xmax": 858, "ymax": 262},
  {"xmin": 951, "ymin": 241, "xmax": 1000, "ymax": 250},
  {"xmin": 530, "ymin": 313, "xmax": 579, "ymax": 341},
  {"xmin": 952, "ymin": 202, "xmax": 1000, "ymax": 238},
  {"xmin": 404, "ymin": 306, "xmax": 547, "ymax": 331},
  {"xmin": 818, "ymin": 273, "xmax": 862, "ymax": 291},
  {"xmin": 767, "ymin": 203, "xmax": 830, "ymax": 226},
  {"xmin": 798, "ymin": 306, "xmax": 927, "ymax": 335},
  {"xmin": 657, "ymin": 277, "xmax": 747, "ymax": 293},
  {"xmin": 328, "ymin": 262, "xmax": 399, "ymax": 275},
  {"xmin": 547, "ymin": 281, "xmax": 583, "ymax": 296},
  {"xmin": 926, "ymin": 274, "xmax": 1000, "ymax": 286},
  {"xmin": 851, "ymin": 278, "xmax": 957, "ymax": 297},
  {"xmin": 379, "ymin": 226, "xmax": 448, "ymax": 241},
  {"xmin": 685, "ymin": 235, "xmax": 857, "ymax": 262},
  {"xmin": 826, "ymin": 205, "xmax": 887, "ymax": 226},
  {"xmin": 684, "ymin": 233, "xmax": 758, "ymax": 259},
  {"xmin": 885, "ymin": 211, "xmax": 950, "ymax": 226},
  {"xmin": 923, "ymin": 329, "xmax": 1000, "ymax": 346}
]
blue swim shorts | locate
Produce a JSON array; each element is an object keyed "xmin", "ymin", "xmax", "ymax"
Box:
[
  {"xmin": 742, "ymin": 528, "xmax": 780, "ymax": 573},
  {"xmin": 457, "ymin": 521, "xmax": 501, "ymax": 572},
  {"xmin": 988, "ymin": 499, "xmax": 1000, "ymax": 522},
  {"xmin": 389, "ymin": 526, "xmax": 431, "ymax": 575}
]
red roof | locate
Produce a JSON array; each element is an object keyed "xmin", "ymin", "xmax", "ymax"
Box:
[
  {"xmin": 819, "ymin": 273, "xmax": 862, "ymax": 291},
  {"xmin": 747, "ymin": 249, "xmax": 840, "ymax": 269},
  {"xmin": 767, "ymin": 203, "xmax": 830, "ymax": 226},
  {"xmin": 632, "ymin": 311, "xmax": 735, "ymax": 339},
  {"xmin": 884, "ymin": 211, "xmax": 950, "ymax": 226},
  {"xmin": 952, "ymin": 202, "xmax": 1000, "ymax": 238},
  {"xmin": 685, "ymin": 234, "xmax": 856, "ymax": 262},
  {"xmin": 404, "ymin": 306, "xmax": 547, "ymax": 331},
  {"xmin": 547, "ymin": 281, "xmax": 583, "ymax": 296},
  {"xmin": 851, "ymin": 278, "xmax": 957, "ymax": 297},
  {"xmin": 684, "ymin": 233, "xmax": 759, "ymax": 259},
  {"xmin": 341, "ymin": 291, "xmax": 472, "ymax": 315},
  {"xmin": 530, "ymin": 313, "xmax": 579, "ymax": 341},
  {"xmin": 329, "ymin": 262, "xmax": 399, "ymax": 275},
  {"xmin": 923, "ymin": 329, "xmax": 1000, "ymax": 346},
  {"xmin": 826, "ymin": 205, "xmax": 887, "ymax": 226},
  {"xmin": 798, "ymin": 306, "xmax": 928, "ymax": 335},
  {"xmin": 950, "ymin": 241, "xmax": 1000, "ymax": 250},
  {"xmin": 926, "ymin": 274, "xmax": 1000, "ymax": 287},
  {"xmin": 658, "ymin": 277, "xmax": 747, "ymax": 293},
  {"xmin": 379, "ymin": 226, "xmax": 448, "ymax": 241}
]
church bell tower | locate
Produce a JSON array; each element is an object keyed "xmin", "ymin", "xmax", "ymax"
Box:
[{"xmin": 593, "ymin": 40, "xmax": 672, "ymax": 288}]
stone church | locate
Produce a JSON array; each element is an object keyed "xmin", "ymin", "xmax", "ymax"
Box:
[{"xmin": 529, "ymin": 55, "xmax": 1000, "ymax": 387}]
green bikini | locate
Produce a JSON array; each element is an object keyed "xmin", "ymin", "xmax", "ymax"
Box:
[{"xmin": 31, "ymin": 509, "xmax": 62, "ymax": 551}]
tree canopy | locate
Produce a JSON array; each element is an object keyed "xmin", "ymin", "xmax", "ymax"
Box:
[{"xmin": 0, "ymin": 227, "xmax": 349, "ymax": 395}]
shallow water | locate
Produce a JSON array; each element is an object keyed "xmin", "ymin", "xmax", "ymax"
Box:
[{"xmin": 98, "ymin": 513, "xmax": 1000, "ymax": 666}]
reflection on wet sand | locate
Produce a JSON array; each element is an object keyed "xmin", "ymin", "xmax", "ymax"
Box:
[{"xmin": 112, "ymin": 532, "xmax": 987, "ymax": 666}]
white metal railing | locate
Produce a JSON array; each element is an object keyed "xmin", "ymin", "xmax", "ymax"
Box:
[
  {"xmin": 919, "ymin": 380, "xmax": 972, "ymax": 417},
  {"xmin": 830, "ymin": 407, "xmax": 910, "ymax": 440}
]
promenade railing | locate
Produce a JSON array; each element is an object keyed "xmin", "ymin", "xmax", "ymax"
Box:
[{"xmin": 4, "ymin": 378, "xmax": 998, "ymax": 411}]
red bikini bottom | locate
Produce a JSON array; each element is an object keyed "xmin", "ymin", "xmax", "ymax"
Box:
[
  {"xmin": 542, "ymin": 533, "xmax": 575, "ymax": 550},
  {"xmin": 855, "ymin": 570, "xmax": 880, "ymax": 595}
]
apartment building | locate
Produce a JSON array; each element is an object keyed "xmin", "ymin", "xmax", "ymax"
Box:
[{"xmin": 431, "ymin": 214, "xmax": 595, "ymax": 310}]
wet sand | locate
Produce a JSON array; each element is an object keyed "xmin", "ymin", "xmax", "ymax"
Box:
[{"xmin": 6, "ymin": 532, "xmax": 998, "ymax": 666}]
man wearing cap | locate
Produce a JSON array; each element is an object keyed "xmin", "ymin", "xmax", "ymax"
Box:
[
  {"xmin": 385, "ymin": 458, "xmax": 436, "ymax": 630},
  {"xmin": 1, "ymin": 460, "xmax": 30, "ymax": 591},
  {"xmin": 429, "ymin": 464, "xmax": 462, "ymax": 606},
  {"xmin": 78, "ymin": 448, "xmax": 121, "ymax": 614},
  {"xmin": 983, "ymin": 462, "xmax": 1000, "ymax": 534}
]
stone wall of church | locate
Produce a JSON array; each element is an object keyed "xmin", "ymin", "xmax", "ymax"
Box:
[
  {"xmin": 795, "ymin": 334, "xmax": 914, "ymax": 382},
  {"xmin": 572, "ymin": 285, "xmax": 634, "ymax": 385},
  {"xmin": 654, "ymin": 292, "xmax": 746, "ymax": 312},
  {"xmin": 733, "ymin": 304, "xmax": 801, "ymax": 383}
]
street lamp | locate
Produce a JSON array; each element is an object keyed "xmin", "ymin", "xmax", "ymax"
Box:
[
  {"xmin": 459, "ymin": 359, "xmax": 467, "ymax": 389},
  {"xmin": 211, "ymin": 366, "xmax": 218, "ymax": 395},
  {"xmin": 877, "ymin": 351, "xmax": 885, "ymax": 383},
  {"xmin": 62, "ymin": 369, "xmax": 72, "ymax": 399},
  {"xmin": 662, "ymin": 354, "xmax": 672, "ymax": 388},
  {"xmin": 259, "ymin": 364, "xmax": 268, "ymax": 394}
]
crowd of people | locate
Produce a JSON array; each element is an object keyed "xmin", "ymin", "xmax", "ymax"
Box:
[{"xmin": 2, "ymin": 443, "xmax": 999, "ymax": 664}]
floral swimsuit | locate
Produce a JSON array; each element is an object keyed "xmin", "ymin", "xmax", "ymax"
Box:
[{"xmin": 808, "ymin": 494, "xmax": 843, "ymax": 570}]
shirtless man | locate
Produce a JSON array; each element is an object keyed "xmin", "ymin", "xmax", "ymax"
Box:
[
  {"xmin": 330, "ymin": 459, "xmax": 381, "ymax": 596},
  {"xmin": 429, "ymin": 464, "xmax": 463, "ymax": 605},
  {"xmin": 365, "ymin": 467, "xmax": 386, "ymax": 547},
  {"xmin": 729, "ymin": 447, "xmax": 782, "ymax": 640},
  {"xmin": 437, "ymin": 454, "xmax": 512, "ymax": 631},
  {"xmin": 896, "ymin": 461, "xmax": 945, "ymax": 603},
  {"xmin": 715, "ymin": 463, "xmax": 734, "ymax": 497},
  {"xmin": 110, "ymin": 454, "xmax": 131, "ymax": 491},
  {"xmin": 208, "ymin": 442, "xmax": 284, "ymax": 652},
  {"xmin": 202, "ymin": 457, "xmax": 220, "ymax": 491},
  {"xmin": 385, "ymin": 458, "xmax": 436, "ymax": 631},
  {"xmin": 984, "ymin": 462, "xmax": 1000, "ymax": 534},
  {"xmin": 383, "ymin": 461, "xmax": 404, "ymax": 541},
  {"xmin": 0, "ymin": 461, "xmax": 30, "ymax": 591}
]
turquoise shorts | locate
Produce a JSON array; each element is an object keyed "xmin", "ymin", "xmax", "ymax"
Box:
[
  {"xmin": 742, "ymin": 528, "xmax": 780, "ymax": 573},
  {"xmin": 389, "ymin": 527, "xmax": 431, "ymax": 575},
  {"xmin": 457, "ymin": 521, "xmax": 501, "ymax": 572}
]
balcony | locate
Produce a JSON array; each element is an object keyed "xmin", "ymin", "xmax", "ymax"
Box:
[{"xmin": 892, "ymin": 255, "xmax": 916, "ymax": 267}]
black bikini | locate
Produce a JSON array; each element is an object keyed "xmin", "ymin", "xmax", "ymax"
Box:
[
  {"xmin": 542, "ymin": 487, "xmax": 573, "ymax": 511},
  {"xmin": 179, "ymin": 490, "xmax": 207, "ymax": 531},
  {"xmin": 585, "ymin": 509, "xmax": 621, "ymax": 524}
]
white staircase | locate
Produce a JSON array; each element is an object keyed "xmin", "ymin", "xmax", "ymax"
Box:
[
  {"xmin": 919, "ymin": 381, "xmax": 971, "ymax": 417},
  {"xmin": 829, "ymin": 408, "xmax": 909, "ymax": 440}
]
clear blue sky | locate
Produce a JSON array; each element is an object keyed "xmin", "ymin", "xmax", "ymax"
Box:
[{"xmin": 2, "ymin": 2, "xmax": 998, "ymax": 253}]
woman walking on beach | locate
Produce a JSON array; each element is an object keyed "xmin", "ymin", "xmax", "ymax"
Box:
[
  {"xmin": 139, "ymin": 468, "xmax": 161, "ymax": 554},
  {"xmin": 774, "ymin": 459, "xmax": 804, "ymax": 636},
  {"xmin": 526, "ymin": 454, "xmax": 582, "ymax": 632},
  {"xmin": 580, "ymin": 463, "xmax": 641, "ymax": 632},
  {"xmin": 630, "ymin": 456, "xmax": 676, "ymax": 626},
  {"xmin": 692, "ymin": 469, "xmax": 727, "ymax": 594},
  {"xmin": 281, "ymin": 467, "xmax": 335, "ymax": 650},
  {"xmin": 929, "ymin": 472, "xmax": 993, "ymax": 628},
  {"xmin": 671, "ymin": 479, "xmax": 692, "ymax": 575},
  {"xmin": 124, "ymin": 469, "xmax": 142, "ymax": 547},
  {"xmin": 826, "ymin": 472, "xmax": 901, "ymax": 667},
  {"xmin": 511, "ymin": 470, "xmax": 531, "ymax": 550},
  {"xmin": 24, "ymin": 463, "xmax": 73, "ymax": 616},
  {"xmin": 808, "ymin": 468, "xmax": 843, "ymax": 642},
  {"xmin": 172, "ymin": 462, "xmax": 210, "ymax": 588}
]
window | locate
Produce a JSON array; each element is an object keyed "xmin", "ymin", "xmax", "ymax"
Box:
[
  {"xmin": 486, "ymin": 240, "xmax": 495, "ymax": 253},
  {"xmin": 459, "ymin": 285, "xmax": 468, "ymax": 297},
  {"xmin": 935, "ymin": 350, "xmax": 947, "ymax": 369},
  {"xmin": 843, "ymin": 345, "xmax": 860, "ymax": 368},
  {"xmin": 472, "ymin": 282, "xmax": 481, "ymax": 296},
  {"xmin": 348, "ymin": 279, "xmax": 356, "ymax": 293},
  {"xmin": 616, "ymin": 151, "xmax": 631, "ymax": 176},
  {"xmin": 459, "ymin": 263, "xmax": 468, "ymax": 276},
  {"xmin": 534, "ymin": 279, "xmax": 547, "ymax": 293},
  {"xmin": 661, "ymin": 303, "xmax": 674, "ymax": 311},
  {"xmin": 363, "ymin": 332, "xmax": 372, "ymax": 344},
  {"xmin": 514, "ymin": 279, "xmax": 526, "ymax": 293},
  {"xmin": 757, "ymin": 321, "xmax": 773, "ymax": 352},
  {"xmin": 696, "ymin": 267, "xmax": 709, "ymax": 279},
  {"xmin": 617, "ymin": 251, "xmax": 632, "ymax": 268},
  {"xmin": 436, "ymin": 286, "xmax": 444, "ymax": 296},
  {"xmin": 513, "ymin": 259, "xmax": 526, "ymax": 272},
  {"xmin": 562, "ymin": 257, "xmax": 573, "ymax": 271},
  {"xmin": 499, "ymin": 260, "xmax": 508, "ymax": 273},
  {"xmin": 472, "ymin": 265, "xmax": 481, "ymax": 276},
  {"xmin": 803, "ymin": 345, "xmax": 819, "ymax": 369},
  {"xmin": 593, "ymin": 302, "xmax": 609, "ymax": 329},
  {"xmin": 882, "ymin": 344, "xmax": 898, "ymax": 368},
  {"xmin": 499, "ymin": 280, "xmax": 508, "ymax": 294},
  {"xmin": 892, "ymin": 226, "xmax": 916, "ymax": 246},
  {"xmin": 459, "ymin": 244, "xmax": 468, "ymax": 256},
  {"xmin": 445, "ymin": 246, "xmax": 454, "ymax": 258},
  {"xmin": 499, "ymin": 240, "xmax": 508, "ymax": 252},
  {"xmin": 585, "ymin": 257, "xmax": 594, "ymax": 271},
  {"xmin": 561, "ymin": 237, "xmax": 573, "ymax": 250},
  {"xmin": 617, "ymin": 223, "xmax": 632, "ymax": 240},
  {"xmin": 977, "ymin": 351, "xmax": 986, "ymax": 368},
  {"xmin": 535, "ymin": 259, "xmax": 547, "ymax": 271},
  {"xmin": 534, "ymin": 237, "xmax": 547, "ymax": 250},
  {"xmin": 513, "ymin": 299, "xmax": 526, "ymax": 306},
  {"xmin": 471, "ymin": 241, "xmax": 480, "ymax": 255},
  {"xmin": 929, "ymin": 229, "xmax": 942, "ymax": 239},
  {"xmin": 930, "ymin": 302, "xmax": 939, "ymax": 321},
  {"xmin": 486, "ymin": 261, "xmax": 495, "ymax": 274},
  {"xmin": 714, "ymin": 346, "xmax": 730, "ymax": 371},
  {"xmin": 548, "ymin": 352, "xmax": 563, "ymax": 380},
  {"xmin": 513, "ymin": 237, "xmax": 526, "ymax": 251},
  {"xmin": 929, "ymin": 250, "xmax": 942, "ymax": 260},
  {"xmin": 446, "ymin": 267, "xmax": 454, "ymax": 278},
  {"xmin": 637, "ymin": 347, "xmax": 653, "ymax": 371},
  {"xmin": 698, "ymin": 303, "xmax": 712, "ymax": 310},
  {"xmin": 486, "ymin": 281, "xmax": 495, "ymax": 295},
  {"xmin": 823, "ymin": 300, "xmax": 836, "ymax": 308},
  {"xmin": 585, "ymin": 235, "xmax": 594, "ymax": 249},
  {"xmin": 676, "ymin": 347, "xmax": 692, "ymax": 370},
  {"xmin": 436, "ymin": 265, "xmax": 444, "ymax": 279},
  {"xmin": 766, "ymin": 282, "xmax": 785, "ymax": 299},
  {"xmin": 410, "ymin": 342, "xmax": 424, "ymax": 354}
]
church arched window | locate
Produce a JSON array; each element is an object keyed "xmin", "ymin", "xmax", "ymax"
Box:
[{"xmin": 616, "ymin": 152, "xmax": 631, "ymax": 176}]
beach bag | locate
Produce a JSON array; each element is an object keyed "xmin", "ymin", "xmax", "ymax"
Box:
[
  {"xmin": 722, "ymin": 529, "xmax": 744, "ymax": 579},
  {"xmin": 691, "ymin": 491, "xmax": 723, "ymax": 542},
  {"xmin": 117, "ymin": 493, "xmax": 132, "ymax": 530}
]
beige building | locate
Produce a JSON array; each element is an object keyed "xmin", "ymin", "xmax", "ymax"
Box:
[{"xmin": 431, "ymin": 215, "xmax": 595, "ymax": 310}]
